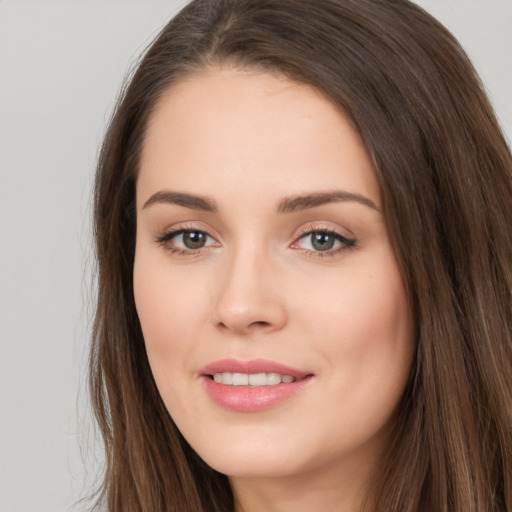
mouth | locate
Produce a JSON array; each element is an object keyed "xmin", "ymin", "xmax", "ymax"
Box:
[
  {"xmin": 201, "ymin": 358, "xmax": 312, "ymax": 384},
  {"xmin": 200, "ymin": 359, "xmax": 314, "ymax": 412},
  {"xmin": 209, "ymin": 372, "xmax": 298, "ymax": 386}
]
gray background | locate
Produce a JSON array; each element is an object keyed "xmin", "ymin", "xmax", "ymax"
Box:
[{"xmin": 0, "ymin": 1, "xmax": 510, "ymax": 511}]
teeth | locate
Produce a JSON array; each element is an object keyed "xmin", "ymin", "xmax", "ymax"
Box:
[
  {"xmin": 232, "ymin": 373, "xmax": 249, "ymax": 386},
  {"xmin": 212, "ymin": 372, "xmax": 297, "ymax": 386},
  {"xmin": 266, "ymin": 373, "xmax": 281, "ymax": 385},
  {"xmin": 248, "ymin": 372, "xmax": 267, "ymax": 386}
]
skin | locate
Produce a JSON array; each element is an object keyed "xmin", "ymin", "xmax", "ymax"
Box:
[{"xmin": 134, "ymin": 67, "xmax": 414, "ymax": 512}]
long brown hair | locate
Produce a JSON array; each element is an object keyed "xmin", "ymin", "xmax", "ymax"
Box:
[{"xmin": 90, "ymin": 1, "xmax": 512, "ymax": 510}]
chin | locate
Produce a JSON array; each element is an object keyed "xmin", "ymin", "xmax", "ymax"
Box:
[
  {"xmin": 204, "ymin": 454, "xmax": 303, "ymax": 479},
  {"xmin": 190, "ymin": 435, "xmax": 307, "ymax": 478}
]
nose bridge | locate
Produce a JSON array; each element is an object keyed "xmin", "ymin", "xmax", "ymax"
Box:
[{"xmin": 214, "ymin": 239, "xmax": 286, "ymax": 334}]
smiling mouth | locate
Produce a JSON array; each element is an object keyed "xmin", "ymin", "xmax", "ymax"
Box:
[
  {"xmin": 201, "ymin": 361, "xmax": 313, "ymax": 411},
  {"xmin": 210, "ymin": 372, "xmax": 298, "ymax": 386}
]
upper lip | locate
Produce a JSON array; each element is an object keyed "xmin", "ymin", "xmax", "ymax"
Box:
[{"xmin": 200, "ymin": 358, "xmax": 312, "ymax": 379}]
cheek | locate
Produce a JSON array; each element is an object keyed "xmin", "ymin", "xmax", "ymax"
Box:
[
  {"xmin": 348, "ymin": 275, "xmax": 411, "ymax": 373},
  {"xmin": 341, "ymin": 278, "xmax": 411, "ymax": 353},
  {"xmin": 302, "ymin": 261, "xmax": 411, "ymax": 350},
  {"xmin": 303, "ymin": 262, "xmax": 413, "ymax": 410},
  {"xmin": 133, "ymin": 250, "xmax": 200, "ymax": 376},
  {"xmin": 134, "ymin": 245, "xmax": 203, "ymax": 336},
  {"xmin": 133, "ymin": 252, "xmax": 207, "ymax": 422}
]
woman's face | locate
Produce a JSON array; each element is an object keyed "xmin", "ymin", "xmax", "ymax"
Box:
[{"xmin": 134, "ymin": 68, "xmax": 413, "ymax": 484}]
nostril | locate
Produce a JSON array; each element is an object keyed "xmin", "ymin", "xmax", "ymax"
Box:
[
  {"xmin": 249, "ymin": 321, "xmax": 271, "ymax": 328},
  {"xmin": 215, "ymin": 320, "xmax": 272, "ymax": 334}
]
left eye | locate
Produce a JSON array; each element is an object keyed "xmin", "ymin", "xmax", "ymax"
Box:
[{"xmin": 295, "ymin": 231, "xmax": 352, "ymax": 252}]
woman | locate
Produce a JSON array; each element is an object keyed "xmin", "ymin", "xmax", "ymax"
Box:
[{"xmin": 90, "ymin": 0, "xmax": 512, "ymax": 510}]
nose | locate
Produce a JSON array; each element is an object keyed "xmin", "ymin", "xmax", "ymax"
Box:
[{"xmin": 213, "ymin": 247, "xmax": 287, "ymax": 335}]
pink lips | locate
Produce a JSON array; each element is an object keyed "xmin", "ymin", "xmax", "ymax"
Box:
[{"xmin": 200, "ymin": 358, "xmax": 313, "ymax": 412}]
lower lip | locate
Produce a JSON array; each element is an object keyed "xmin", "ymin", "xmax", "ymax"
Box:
[{"xmin": 201, "ymin": 376, "xmax": 312, "ymax": 412}]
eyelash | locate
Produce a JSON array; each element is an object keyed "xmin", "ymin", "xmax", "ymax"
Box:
[{"xmin": 155, "ymin": 226, "xmax": 356, "ymax": 259}]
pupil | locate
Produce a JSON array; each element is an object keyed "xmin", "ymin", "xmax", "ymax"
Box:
[
  {"xmin": 312, "ymin": 233, "xmax": 335, "ymax": 251},
  {"xmin": 183, "ymin": 231, "xmax": 206, "ymax": 249}
]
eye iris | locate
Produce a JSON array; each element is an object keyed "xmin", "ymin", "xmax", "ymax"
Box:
[
  {"xmin": 311, "ymin": 232, "xmax": 335, "ymax": 251},
  {"xmin": 183, "ymin": 231, "xmax": 206, "ymax": 249}
]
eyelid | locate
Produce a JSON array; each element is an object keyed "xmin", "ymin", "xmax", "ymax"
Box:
[
  {"xmin": 156, "ymin": 221, "xmax": 219, "ymax": 240},
  {"xmin": 292, "ymin": 222, "xmax": 354, "ymax": 241}
]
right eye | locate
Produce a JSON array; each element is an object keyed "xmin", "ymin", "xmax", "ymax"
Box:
[{"xmin": 156, "ymin": 229, "xmax": 218, "ymax": 254}]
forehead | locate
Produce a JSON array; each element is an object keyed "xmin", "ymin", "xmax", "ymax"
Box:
[{"xmin": 138, "ymin": 67, "xmax": 380, "ymax": 208}]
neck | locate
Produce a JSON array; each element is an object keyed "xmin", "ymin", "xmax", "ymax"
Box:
[{"xmin": 230, "ymin": 455, "xmax": 375, "ymax": 512}]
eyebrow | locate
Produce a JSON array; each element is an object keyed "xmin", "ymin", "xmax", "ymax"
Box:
[
  {"xmin": 277, "ymin": 191, "xmax": 380, "ymax": 213},
  {"xmin": 142, "ymin": 189, "xmax": 380, "ymax": 214},
  {"xmin": 142, "ymin": 191, "xmax": 218, "ymax": 212}
]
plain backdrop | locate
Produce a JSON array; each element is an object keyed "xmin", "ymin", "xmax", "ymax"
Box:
[{"xmin": 0, "ymin": 1, "xmax": 510, "ymax": 511}]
